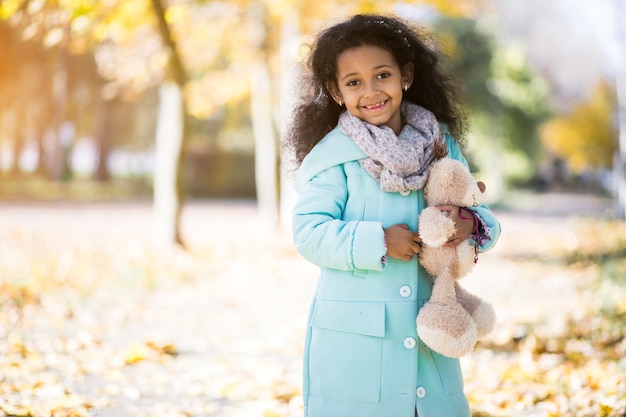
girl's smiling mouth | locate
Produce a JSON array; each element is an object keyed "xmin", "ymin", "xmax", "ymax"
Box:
[{"xmin": 363, "ymin": 100, "xmax": 388, "ymax": 111}]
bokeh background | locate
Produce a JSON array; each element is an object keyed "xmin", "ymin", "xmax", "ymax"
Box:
[{"xmin": 0, "ymin": 0, "xmax": 625, "ymax": 416}]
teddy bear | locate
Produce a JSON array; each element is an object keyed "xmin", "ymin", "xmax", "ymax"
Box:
[{"xmin": 416, "ymin": 157, "xmax": 496, "ymax": 358}]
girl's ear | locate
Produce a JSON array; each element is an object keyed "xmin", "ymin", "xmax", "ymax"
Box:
[
  {"xmin": 402, "ymin": 63, "xmax": 414, "ymax": 90},
  {"xmin": 326, "ymin": 81, "xmax": 343, "ymax": 105}
]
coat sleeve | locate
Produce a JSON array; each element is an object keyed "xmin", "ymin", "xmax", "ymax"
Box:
[
  {"xmin": 292, "ymin": 164, "xmax": 387, "ymax": 272},
  {"xmin": 446, "ymin": 134, "xmax": 501, "ymax": 252}
]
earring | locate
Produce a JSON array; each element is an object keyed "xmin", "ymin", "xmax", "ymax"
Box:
[
  {"xmin": 338, "ymin": 99, "xmax": 343, "ymax": 106},
  {"xmin": 403, "ymin": 84, "xmax": 408, "ymax": 92}
]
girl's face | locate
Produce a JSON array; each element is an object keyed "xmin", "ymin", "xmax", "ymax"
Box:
[{"xmin": 328, "ymin": 45, "xmax": 413, "ymax": 135}]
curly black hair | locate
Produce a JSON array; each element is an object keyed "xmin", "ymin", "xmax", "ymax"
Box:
[{"xmin": 283, "ymin": 13, "xmax": 468, "ymax": 167}]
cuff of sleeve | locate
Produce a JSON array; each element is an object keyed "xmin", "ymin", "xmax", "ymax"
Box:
[
  {"xmin": 352, "ymin": 221, "xmax": 386, "ymax": 271},
  {"xmin": 468, "ymin": 206, "xmax": 501, "ymax": 252}
]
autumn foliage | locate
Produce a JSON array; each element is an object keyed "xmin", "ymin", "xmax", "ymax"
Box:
[
  {"xmin": 540, "ymin": 81, "xmax": 618, "ymax": 174},
  {"xmin": 0, "ymin": 201, "xmax": 624, "ymax": 417}
]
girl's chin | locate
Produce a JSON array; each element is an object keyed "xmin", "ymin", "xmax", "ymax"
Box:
[{"xmin": 362, "ymin": 112, "xmax": 393, "ymax": 126}]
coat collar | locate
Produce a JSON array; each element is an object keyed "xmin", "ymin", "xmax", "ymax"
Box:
[
  {"xmin": 294, "ymin": 126, "xmax": 366, "ymax": 192},
  {"xmin": 293, "ymin": 123, "xmax": 454, "ymax": 193}
]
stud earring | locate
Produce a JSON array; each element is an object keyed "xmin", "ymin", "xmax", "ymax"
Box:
[
  {"xmin": 403, "ymin": 84, "xmax": 409, "ymax": 92},
  {"xmin": 338, "ymin": 99, "xmax": 343, "ymax": 106}
]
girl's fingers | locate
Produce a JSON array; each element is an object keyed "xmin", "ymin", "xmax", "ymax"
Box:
[{"xmin": 443, "ymin": 238, "xmax": 462, "ymax": 248}]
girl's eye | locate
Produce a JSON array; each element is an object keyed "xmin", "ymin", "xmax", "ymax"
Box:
[
  {"xmin": 378, "ymin": 72, "xmax": 391, "ymax": 79},
  {"xmin": 346, "ymin": 80, "xmax": 360, "ymax": 87}
]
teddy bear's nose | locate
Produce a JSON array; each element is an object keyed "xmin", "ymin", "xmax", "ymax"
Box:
[{"xmin": 477, "ymin": 181, "xmax": 486, "ymax": 193}]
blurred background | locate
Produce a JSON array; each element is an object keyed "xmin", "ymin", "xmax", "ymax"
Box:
[
  {"xmin": 1, "ymin": 0, "xmax": 624, "ymax": 229},
  {"xmin": 0, "ymin": 1, "xmax": 625, "ymax": 416}
]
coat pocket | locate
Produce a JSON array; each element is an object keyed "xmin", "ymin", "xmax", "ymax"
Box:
[{"xmin": 308, "ymin": 300, "xmax": 385, "ymax": 403}]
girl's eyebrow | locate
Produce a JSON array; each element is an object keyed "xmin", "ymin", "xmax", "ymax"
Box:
[{"xmin": 340, "ymin": 64, "xmax": 394, "ymax": 82}]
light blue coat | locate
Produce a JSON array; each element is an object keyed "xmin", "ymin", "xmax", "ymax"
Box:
[{"xmin": 292, "ymin": 126, "xmax": 501, "ymax": 417}]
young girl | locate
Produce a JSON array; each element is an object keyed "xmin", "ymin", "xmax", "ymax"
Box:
[{"xmin": 285, "ymin": 14, "xmax": 501, "ymax": 417}]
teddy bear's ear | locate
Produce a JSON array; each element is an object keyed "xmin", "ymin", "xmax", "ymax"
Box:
[{"xmin": 434, "ymin": 139, "xmax": 448, "ymax": 160}]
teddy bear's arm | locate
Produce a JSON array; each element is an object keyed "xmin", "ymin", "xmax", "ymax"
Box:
[{"xmin": 418, "ymin": 207, "xmax": 456, "ymax": 247}]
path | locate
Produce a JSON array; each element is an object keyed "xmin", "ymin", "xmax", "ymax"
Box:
[{"xmin": 0, "ymin": 191, "xmax": 619, "ymax": 417}]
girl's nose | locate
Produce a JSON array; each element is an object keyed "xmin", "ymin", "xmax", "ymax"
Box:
[{"xmin": 363, "ymin": 81, "xmax": 380, "ymax": 97}]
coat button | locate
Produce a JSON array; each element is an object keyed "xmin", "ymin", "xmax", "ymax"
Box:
[
  {"xmin": 403, "ymin": 337, "xmax": 416, "ymax": 349},
  {"xmin": 416, "ymin": 386, "xmax": 426, "ymax": 398},
  {"xmin": 399, "ymin": 285, "xmax": 412, "ymax": 297},
  {"xmin": 399, "ymin": 190, "xmax": 411, "ymax": 196}
]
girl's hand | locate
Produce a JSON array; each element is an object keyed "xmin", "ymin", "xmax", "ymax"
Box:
[
  {"xmin": 384, "ymin": 224, "xmax": 422, "ymax": 261},
  {"xmin": 433, "ymin": 205, "xmax": 476, "ymax": 247}
]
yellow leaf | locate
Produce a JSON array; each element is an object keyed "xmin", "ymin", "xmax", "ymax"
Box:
[
  {"xmin": 124, "ymin": 341, "xmax": 178, "ymax": 364},
  {"xmin": 159, "ymin": 343, "xmax": 179, "ymax": 356},
  {"xmin": 124, "ymin": 342, "xmax": 154, "ymax": 364},
  {"xmin": 1, "ymin": 404, "xmax": 34, "ymax": 417}
]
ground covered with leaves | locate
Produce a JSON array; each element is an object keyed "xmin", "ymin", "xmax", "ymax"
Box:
[{"xmin": 0, "ymin": 194, "xmax": 624, "ymax": 417}]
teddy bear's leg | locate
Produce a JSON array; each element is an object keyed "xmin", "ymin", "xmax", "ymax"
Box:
[
  {"xmin": 416, "ymin": 267, "xmax": 478, "ymax": 358},
  {"xmin": 454, "ymin": 282, "xmax": 496, "ymax": 338}
]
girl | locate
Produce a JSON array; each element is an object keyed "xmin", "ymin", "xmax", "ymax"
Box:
[{"xmin": 285, "ymin": 14, "xmax": 501, "ymax": 417}]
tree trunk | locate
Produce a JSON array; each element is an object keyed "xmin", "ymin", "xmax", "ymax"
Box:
[
  {"xmin": 49, "ymin": 40, "xmax": 71, "ymax": 181},
  {"xmin": 615, "ymin": 0, "xmax": 626, "ymax": 220},
  {"xmin": 279, "ymin": 9, "xmax": 300, "ymax": 231},
  {"xmin": 616, "ymin": 72, "xmax": 626, "ymax": 219},
  {"xmin": 250, "ymin": 62, "xmax": 279, "ymax": 227},
  {"xmin": 154, "ymin": 82, "xmax": 185, "ymax": 247},
  {"xmin": 150, "ymin": 0, "xmax": 188, "ymax": 248},
  {"xmin": 10, "ymin": 106, "xmax": 24, "ymax": 176},
  {"xmin": 33, "ymin": 99, "xmax": 51, "ymax": 177},
  {"xmin": 490, "ymin": 109, "xmax": 505, "ymax": 203},
  {"xmin": 248, "ymin": 2, "xmax": 279, "ymax": 228},
  {"xmin": 94, "ymin": 97, "xmax": 113, "ymax": 182}
]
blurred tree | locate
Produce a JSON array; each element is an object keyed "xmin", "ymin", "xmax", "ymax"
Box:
[
  {"xmin": 540, "ymin": 80, "xmax": 618, "ymax": 174},
  {"xmin": 615, "ymin": 0, "xmax": 626, "ymax": 219},
  {"xmin": 435, "ymin": 17, "xmax": 550, "ymax": 197},
  {"xmin": 150, "ymin": 0, "xmax": 188, "ymax": 248},
  {"xmin": 0, "ymin": 0, "xmax": 497, "ymax": 238},
  {"xmin": 0, "ymin": 19, "xmax": 22, "ymax": 175},
  {"xmin": 248, "ymin": 0, "xmax": 279, "ymax": 227},
  {"xmin": 1, "ymin": 0, "xmax": 190, "ymax": 246},
  {"xmin": 0, "ymin": 0, "xmax": 124, "ymax": 180},
  {"xmin": 0, "ymin": 3, "xmax": 64, "ymax": 178}
]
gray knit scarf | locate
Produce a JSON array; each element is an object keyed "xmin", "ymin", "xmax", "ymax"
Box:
[{"xmin": 338, "ymin": 102, "xmax": 444, "ymax": 193}]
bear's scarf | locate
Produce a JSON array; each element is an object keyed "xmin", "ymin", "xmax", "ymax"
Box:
[{"xmin": 338, "ymin": 102, "xmax": 444, "ymax": 193}]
